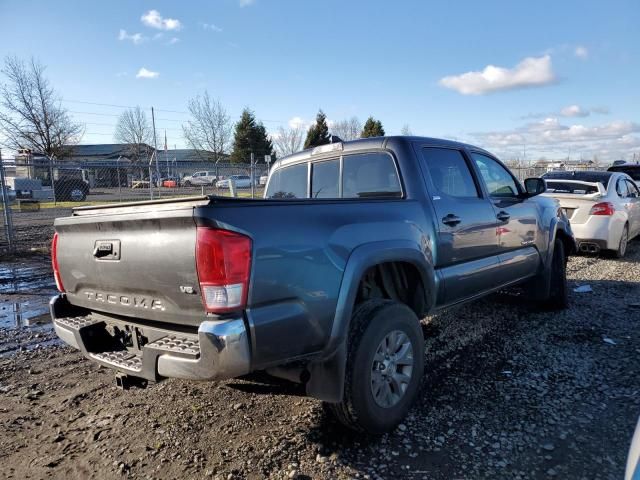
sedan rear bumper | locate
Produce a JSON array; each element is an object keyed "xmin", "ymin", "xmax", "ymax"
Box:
[
  {"xmin": 569, "ymin": 215, "xmax": 624, "ymax": 250},
  {"xmin": 50, "ymin": 294, "xmax": 251, "ymax": 382}
]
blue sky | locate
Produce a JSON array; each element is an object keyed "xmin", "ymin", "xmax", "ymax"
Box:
[{"xmin": 0, "ymin": 0, "xmax": 638, "ymax": 162}]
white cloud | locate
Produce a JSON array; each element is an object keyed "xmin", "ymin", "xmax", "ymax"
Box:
[
  {"xmin": 118, "ymin": 29, "xmax": 146, "ymax": 45},
  {"xmin": 473, "ymin": 118, "xmax": 640, "ymax": 162},
  {"xmin": 523, "ymin": 105, "xmax": 610, "ymax": 120},
  {"xmin": 168, "ymin": 37, "xmax": 180, "ymax": 45},
  {"xmin": 141, "ymin": 10, "xmax": 182, "ymax": 31},
  {"xmin": 439, "ymin": 55, "xmax": 556, "ymax": 95},
  {"xmin": 288, "ymin": 117, "xmax": 307, "ymax": 129},
  {"xmin": 201, "ymin": 23, "xmax": 223, "ymax": 32},
  {"xmin": 136, "ymin": 67, "xmax": 159, "ymax": 79},
  {"xmin": 239, "ymin": 0, "xmax": 255, "ymax": 6},
  {"xmin": 574, "ymin": 46, "xmax": 589, "ymax": 59},
  {"xmin": 560, "ymin": 105, "xmax": 589, "ymax": 118}
]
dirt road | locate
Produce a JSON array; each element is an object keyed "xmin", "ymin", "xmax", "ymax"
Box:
[{"xmin": 1, "ymin": 242, "xmax": 639, "ymax": 479}]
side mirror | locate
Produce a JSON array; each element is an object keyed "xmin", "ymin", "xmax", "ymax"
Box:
[{"xmin": 524, "ymin": 177, "xmax": 546, "ymax": 196}]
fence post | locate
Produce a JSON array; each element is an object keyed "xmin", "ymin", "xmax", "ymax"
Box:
[
  {"xmin": 0, "ymin": 149, "xmax": 16, "ymax": 253},
  {"xmin": 48, "ymin": 155, "xmax": 57, "ymax": 205},
  {"xmin": 250, "ymin": 153, "xmax": 255, "ymax": 199}
]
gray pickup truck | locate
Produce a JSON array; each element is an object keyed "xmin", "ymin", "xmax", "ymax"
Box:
[{"xmin": 50, "ymin": 136, "xmax": 575, "ymax": 433}]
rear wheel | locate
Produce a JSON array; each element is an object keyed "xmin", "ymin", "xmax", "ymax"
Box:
[
  {"xmin": 325, "ymin": 299, "xmax": 424, "ymax": 434},
  {"xmin": 611, "ymin": 224, "xmax": 629, "ymax": 259}
]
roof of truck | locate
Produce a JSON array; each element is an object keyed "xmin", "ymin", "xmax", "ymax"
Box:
[{"xmin": 273, "ymin": 136, "xmax": 490, "ymax": 170}]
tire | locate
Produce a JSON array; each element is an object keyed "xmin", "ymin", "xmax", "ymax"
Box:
[
  {"xmin": 184, "ymin": 181, "xmax": 192, "ymax": 187},
  {"xmin": 544, "ymin": 238, "xmax": 568, "ymax": 310},
  {"xmin": 69, "ymin": 188, "xmax": 86, "ymax": 202},
  {"xmin": 610, "ymin": 224, "xmax": 629, "ymax": 259},
  {"xmin": 325, "ymin": 299, "xmax": 424, "ymax": 434}
]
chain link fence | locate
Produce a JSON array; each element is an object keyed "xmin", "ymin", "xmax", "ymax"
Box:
[
  {"xmin": 0, "ymin": 158, "xmax": 268, "ymax": 255},
  {"xmin": 1, "ymin": 155, "xmax": 610, "ymax": 256}
]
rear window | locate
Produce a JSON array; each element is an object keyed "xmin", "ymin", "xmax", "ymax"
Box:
[
  {"xmin": 545, "ymin": 180, "xmax": 600, "ymax": 195},
  {"xmin": 266, "ymin": 164, "xmax": 307, "ymax": 198},
  {"xmin": 342, "ymin": 153, "xmax": 401, "ymax": 198},
  {"xmin": 311, "ymin": 160, "xmax": 339, "ymax": 198}
]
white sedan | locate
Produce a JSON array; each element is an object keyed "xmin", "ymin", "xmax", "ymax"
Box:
[
  {"xmin": 542, "ymin": 171, "xmax": 640, "ymax": 257},
  {"xmin": 216, "ymin": 175, "xmax": 253, "ymax": 189}
]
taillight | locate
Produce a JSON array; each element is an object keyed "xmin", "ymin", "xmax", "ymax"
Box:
[
  {"xmin": 589, "ymin": 202, "xmax": 615, "ymax": 216},
  {"xmin": 51, "ymin": 232, "xmax": 65, "ymax": 292},
  {"xmin": 195, "ymin": 227, "xmax": 252, "ymax": 313}
]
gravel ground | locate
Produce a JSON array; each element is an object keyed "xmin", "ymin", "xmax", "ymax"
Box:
[{"xmin": 0, "ymin": 242, "xmax": 638, "ymax": 479}]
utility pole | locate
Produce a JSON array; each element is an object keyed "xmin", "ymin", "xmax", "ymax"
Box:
[{"xmin": 151, "ymin": 107, "xmax": 160, "ymax": 198}]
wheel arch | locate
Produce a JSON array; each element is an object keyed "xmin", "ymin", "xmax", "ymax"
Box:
[{"xmin": 305, "ymin": 240, "xmax": 436, "ymax": 402}]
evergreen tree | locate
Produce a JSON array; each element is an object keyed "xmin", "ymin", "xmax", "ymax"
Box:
[
  {"xmin": 304, "ymin": 109, "xmax": 330, "ymax": 149},
  {"xmin": 230, "ymin": 108, "xmax": 274, "ymax": 163},
  {"xmin": 360, "ymin": 116, "xmax": 385, "ymax": 138}
]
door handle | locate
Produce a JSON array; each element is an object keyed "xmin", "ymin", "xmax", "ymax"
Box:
[
  {"xmin": 496, "ymin": 211, "xmax": 510, "ymax": 222},
  {"xmin": 442, "ymin": 214, "xmax": 461, "ymax": 226}
]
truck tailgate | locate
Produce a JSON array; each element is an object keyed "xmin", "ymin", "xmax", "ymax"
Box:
[{"xmin": 54, "ymin": 197, "xmax": 210, "ymax": 326}]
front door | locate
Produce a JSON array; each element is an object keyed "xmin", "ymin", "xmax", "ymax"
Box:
[
  {"xmin": 469, "ymin": 151, "xmax": 541, "ymax": 283},
  {"xmin": 418, "ymin": 146, "xmax": 502, "ymax": 304}
]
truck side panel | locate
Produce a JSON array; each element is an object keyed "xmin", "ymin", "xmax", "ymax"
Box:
[{"xmin": 195, "ymin": 199, "xmax": 436, "ymax": 368}]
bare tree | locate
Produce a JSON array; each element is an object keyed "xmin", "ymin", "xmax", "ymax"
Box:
[
  {"xmin": 114, "ymin": 106, "xmax": 153, "ymax": 162},
  {"xmin": 273, "ymin": 125, "xmax": 304, "ymax": 157},
  {"xmin": 182, "ymin": 91, "xmax": 231, "ymax": 162},
  {"xmin": 331, "ymin": 116, "xmax": 362, "ymax": 141},
  {"xmin": 0, "ymin": 56, "xmax": 83, "ymax": 157},
  {"xmin": 400, "ymin": 124, "xmax": 413, "ymax": 136}
]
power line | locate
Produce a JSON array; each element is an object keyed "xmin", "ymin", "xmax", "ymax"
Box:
[{"xmin": 64, "ymin": 99, "xmax": 287, "ymax": 124}]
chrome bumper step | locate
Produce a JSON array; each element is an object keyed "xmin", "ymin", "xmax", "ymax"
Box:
[{"xmin": 50, "ymin": 294, "xmax": 251, "ymax": 382}]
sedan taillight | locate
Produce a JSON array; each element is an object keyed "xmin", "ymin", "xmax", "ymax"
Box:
[
  {"xmin": 195, "ymin": 227, "xmax": 252, "ymax": 313},
  {"xmin": 51, "ymin": 232, "xmax": 65, "ymax": 292},
  {"xmin": 589, "ymin": 202, "xmax": 615, "ymax": 216}
]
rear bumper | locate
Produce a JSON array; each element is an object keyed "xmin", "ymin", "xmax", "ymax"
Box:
[
  {"xmin": 50, "ymin": 294, "xmax": 251, "ymax": 382},
  {"xmin": 570, "ymin": 216, "xmax": 624, "ymax": 250}
]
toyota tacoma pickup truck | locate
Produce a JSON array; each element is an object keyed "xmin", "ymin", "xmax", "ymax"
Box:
[{"xmin": 50, "ymin": 136, "xmax": 575, "ymax": 433}]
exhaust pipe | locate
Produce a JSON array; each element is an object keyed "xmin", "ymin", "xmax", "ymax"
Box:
[{"xmin": 579, "ymin": 242, "xmax": 600, "ymax": 254}]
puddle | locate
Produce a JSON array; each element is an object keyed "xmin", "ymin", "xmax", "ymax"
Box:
[
  {"xmin": 0, "ymin": 300, "xmax": 51, "ymax": 329},
  {"xmin": 0, "ymin": 256, "xmax": 56, "ymax": 338},
  {"xmin": 0, "ymin": 261, "xmax": 55, "ymax": 294}
]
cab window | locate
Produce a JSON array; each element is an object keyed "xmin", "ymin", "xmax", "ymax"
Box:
[
  {"xmin": 421, "ymin": 148, "xmax": 479, "ymax": 198},
  {"xmin": 342, "ymin": 152, "xmax": 401, "ymax": 198},
  {"xmin": 311, "ymin": 159, "xmax": 339, "ymax": 198},
  {"xmin": 266, "ymin": 164, "xmax": 308, "ymax": 198},
  {"xmin": 471, "ymin": 152, "xmax": 520, "ymax": 198}
]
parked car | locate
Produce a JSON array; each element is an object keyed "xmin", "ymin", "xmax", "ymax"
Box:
[
  {"xmin": 216, "ymin": 175, "xmax": 252, "ymax": 188},
  {"xmin": 259, "ymin": 175, "xmax": 268, "ymax": 186},
  {"xmin": 160, "ymin": 176, "xmax": 182, "ymax": 188},
  {"xmin": 542, "ymin": 170, "xmax": 640, "ymax": 257},
  {"xmin": 183, "ymin": 171, "xmax": 217, "ymax": 187},
  {"xmin": 53, "ymin": 168, "xmax": 91, "ymax": 201},
  {"xmin": 608, "ymin": 162, "xmax": 640, "ymax": 188},
  {"xmin": 50, "ymin": 136, "xmax": 574, "ymax": 433}
]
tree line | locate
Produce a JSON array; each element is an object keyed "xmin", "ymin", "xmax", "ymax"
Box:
[{"xmin": 0, "ymin": 56, "xmax": 401, "ymax": 165}]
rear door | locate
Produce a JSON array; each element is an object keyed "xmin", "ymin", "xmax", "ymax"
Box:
[
  {"xmin": 468, "ymin": 151, "xmax": 541, "ymax": 282},
  {"xmin": 419, "ymin": 146, "xmax": 503, "ymax": 303}
]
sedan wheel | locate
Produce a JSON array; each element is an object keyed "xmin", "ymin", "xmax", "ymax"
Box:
[{"xmin": 614, "ymin": 225, "xmax": 629, "ymax": 258}]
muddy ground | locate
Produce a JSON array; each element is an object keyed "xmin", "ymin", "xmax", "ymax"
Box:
[{"xmin": 0, "ymin": 243, "xmax": 639, "ymax": 480}]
